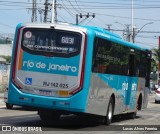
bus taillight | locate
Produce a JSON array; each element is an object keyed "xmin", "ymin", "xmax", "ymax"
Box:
[
  {"xmin": 69, "ymin": 33, "xmax": 87, "ymax": 95},
  {"xmin": 12, "ymin": 27, "xmax": 23, "ymax": 89}
]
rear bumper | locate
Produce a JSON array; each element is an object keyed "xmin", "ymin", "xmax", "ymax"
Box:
[{"xmin": 8, "ymin": 83, "xmax": 88, "ymax": 113}]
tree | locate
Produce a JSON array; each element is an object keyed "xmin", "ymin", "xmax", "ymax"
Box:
[
  {"xmin": 152, "ymin": 48, "xmax": 160, "ymax": 72},
  {"xmin": 152, "ymin": 48, "xmax": 160, "ymax": 62},
  {"xmin": 0, "ymin": 56, "xmax": 12, "ymax": 63}
]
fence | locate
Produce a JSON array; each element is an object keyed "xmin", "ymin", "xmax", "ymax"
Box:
[{"xmin": 0, "ymin": 64, "xmax": 10, "ymax": 92}]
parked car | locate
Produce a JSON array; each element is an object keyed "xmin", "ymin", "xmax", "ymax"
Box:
[
  {"xmin": 154, "ymin": 83, "xmax": 159, "ymax": 91},
  {"xmin": 155, "ymin": 88, "xmax": 160, "ymax": 103},
  {"xmin": 4, "ymin": 87, "xmax": 13, "ymax": 109}
]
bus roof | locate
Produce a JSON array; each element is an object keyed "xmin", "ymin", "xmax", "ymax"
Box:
[{"xmin": 82, "ymin": 25, "xmax": 150, "ymax": 52}]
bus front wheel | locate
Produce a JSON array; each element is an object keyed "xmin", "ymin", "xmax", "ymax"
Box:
[
  {"xmin": 104, "ymin": 97, "xmax": 114, "ymax": 125},
  {"xmin": 6, "ymin": 103, "xmax": 13, "ymax": 109}
]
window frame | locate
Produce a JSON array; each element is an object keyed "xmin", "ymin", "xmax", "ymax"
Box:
[{"xmin": 21, "ymin": 28, "xmax": 82, "ymax": 58}]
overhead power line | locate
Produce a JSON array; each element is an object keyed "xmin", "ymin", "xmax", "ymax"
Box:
[
  {"xmin": 0, "ymin": 8, "xmax": 25, "ymax": 10},
  {"xmin": 139, "ymin": 31, "xmax": 160, "ymax": 33},
  {"xmin": 60, "ymin": 0, "xmax": 160, "ymax": 3},
  {"xmin": 0, "ymin": 23, "xmax": 14, "ymax": 28},
  {"xmin": 1, "ymin": 0, "xmax": 160, "ymax": 8},
  {"xmin": 59, "ymin": 2, "xmax": 160, "ymax": 7},
  {"xmin": 62, "ymin": 6, "xmax": 160, "ymax": 9},
  {"xmin": 136, "ymin": 35, "xmax": 158, "ymax": 39},
  {"xmin": 136, "ymin": 41, "xmax": 158, "ymax": 47},
  {"xmin": 108, "ymin": 29, "xmax": 160, "ymax": 35},
  {"xmin": 0, "ymin": 0, "xmax": 160, "ymax": 22},
  {"xmin": 80, "ymin": 11, "xmax": 160, "ymax": 22},
  {"xmin": 75, "ymin": 0, "xmax": 83, "ymax": 12},
  {"xmin": 67, "ymin": 0, "xmax": 79, "ymax": 13}
]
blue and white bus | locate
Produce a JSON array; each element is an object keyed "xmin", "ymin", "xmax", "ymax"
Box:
[{"xmin": 8, "ymin": 23, "xmax": 151, "ymax": 125}]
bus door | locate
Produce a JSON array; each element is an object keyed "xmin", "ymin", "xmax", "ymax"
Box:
[
  {"xmin": 142, "ymin": 51, "xmax": 151, "ymax": 108},
  {"xmin": 125, "ymin": 53, "xmax": 138, "ymax": 111}
]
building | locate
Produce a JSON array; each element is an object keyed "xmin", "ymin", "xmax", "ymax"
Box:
[{"xmin": 0, "ymin": 44, "xmax": 13, "ymax": 57}]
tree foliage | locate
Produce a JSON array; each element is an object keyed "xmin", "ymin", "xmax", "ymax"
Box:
[
  {"xmin": 0, "ymin": 55, "xmax": 12, "ymax": 63},
  {"xmin": 151, "ymin": 48, "xmax": 160, "ymax": 72},
  {"xmin": 152, "ymin": 48, "xmax": 160, "ymax": 62}
]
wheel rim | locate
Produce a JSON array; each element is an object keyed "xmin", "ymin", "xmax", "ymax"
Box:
[{"xmin": 108, "ymin": 103, "xmax": 113, "ymax": 120}]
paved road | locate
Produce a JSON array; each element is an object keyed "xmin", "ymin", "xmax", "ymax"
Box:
[{"xmin": 0, "ymin": 93, "xmax": 160, "ymax": 133}]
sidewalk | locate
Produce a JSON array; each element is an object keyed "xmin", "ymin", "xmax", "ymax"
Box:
[
  {"xmin": 149, "ymin": 90, "xmax": 156, "ymax": 95},
  {"xmin": 0, "ymin": 93, "xmax": 5, "ymax": 107}
]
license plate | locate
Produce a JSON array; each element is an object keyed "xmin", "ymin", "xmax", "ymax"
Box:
[{"xmin": 39, "ymin": 90, "xmax": 52, "ymax": 96}]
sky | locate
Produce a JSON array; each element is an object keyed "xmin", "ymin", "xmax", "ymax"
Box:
[{"xmin": 0, "ymin": 0, "xmax": 160, "ymax": 49}]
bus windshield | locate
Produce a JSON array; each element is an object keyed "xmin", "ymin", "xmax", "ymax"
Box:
[{"xmin": 21, "ymin": 28, "xmax": 82, "ymax": 57}]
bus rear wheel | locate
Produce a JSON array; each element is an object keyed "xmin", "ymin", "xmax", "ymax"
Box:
[{"xmin": 103, "ymin": 97, "xmax": 114, "ymax": 125}]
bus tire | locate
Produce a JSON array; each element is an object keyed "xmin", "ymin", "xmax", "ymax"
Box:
[
  {"xmin": 6, "ymin": 103, "xmax": 13, "ymax": 109},
  {"xmin": 128, "ymin": 111, "xmax": 137, "ymax": 119},
  {"xmin": 104, "ymin": 97, "xmax": 114, "ymax": 125},
  {"xmin": 128, "ymin": 99, "xmax": 138, "ymax": 119},
  {"xmin": 155, "ymin": 100, "xmax": 158, "ymax": 103}
]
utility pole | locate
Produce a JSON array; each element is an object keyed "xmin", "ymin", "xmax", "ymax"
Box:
[
  {"xmin": 115, "ymin": 22, "xmax": 131, "ymax": 42},
  {"xmin": 125, "ymin": 25, "xmax": 131, "ymax": 42},
  {"xmin": 131, "ymin": 0, "xmax": 134, "ymax": 42},
  {"xmin": 38, "ymin": 8, "xmax": 44, "ymax": 22},
  {"xmin": 158, "ymin": 36, "xmax": 160, "ymax": 85},
  {"xmin": 76, "ymin": 13, "xmax": 95, "ymax": 25},
  {"xmin": 132, "ymin": 27, "xmax": 135, "ymax": 43},
  {"xmin": 31, "ymin": 0, "xmax": 37, "ymax": 22},
  {"xmin": 44, "ymin": 0, "xmax": 49, "ymax": 22},
  {"xmin": 51, "ymin": 0, "xmax": 57, "ymax": 23}
]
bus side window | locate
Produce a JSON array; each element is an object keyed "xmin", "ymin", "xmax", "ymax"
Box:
[
  {"xmin": 92, "ymin": 37, "xmax": 130, "ymax": 76},
  {"xmin": 139, "ymin": 52, "xmax": 147, "ymax": 78}
]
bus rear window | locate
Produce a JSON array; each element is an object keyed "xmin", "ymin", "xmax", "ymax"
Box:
[{"xmin": 21, "ymin": 28, "xmax": 82, "ymax": 57}]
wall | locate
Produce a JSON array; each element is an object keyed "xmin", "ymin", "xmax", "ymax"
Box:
[{"xmin": 0, "ymin": 64, "xmax": 10, "ymax": 92}]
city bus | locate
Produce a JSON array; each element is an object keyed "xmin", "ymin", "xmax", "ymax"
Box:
[{"xmin": 8, "ymin": 23, "xmax": 151, "ymax": 125}]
